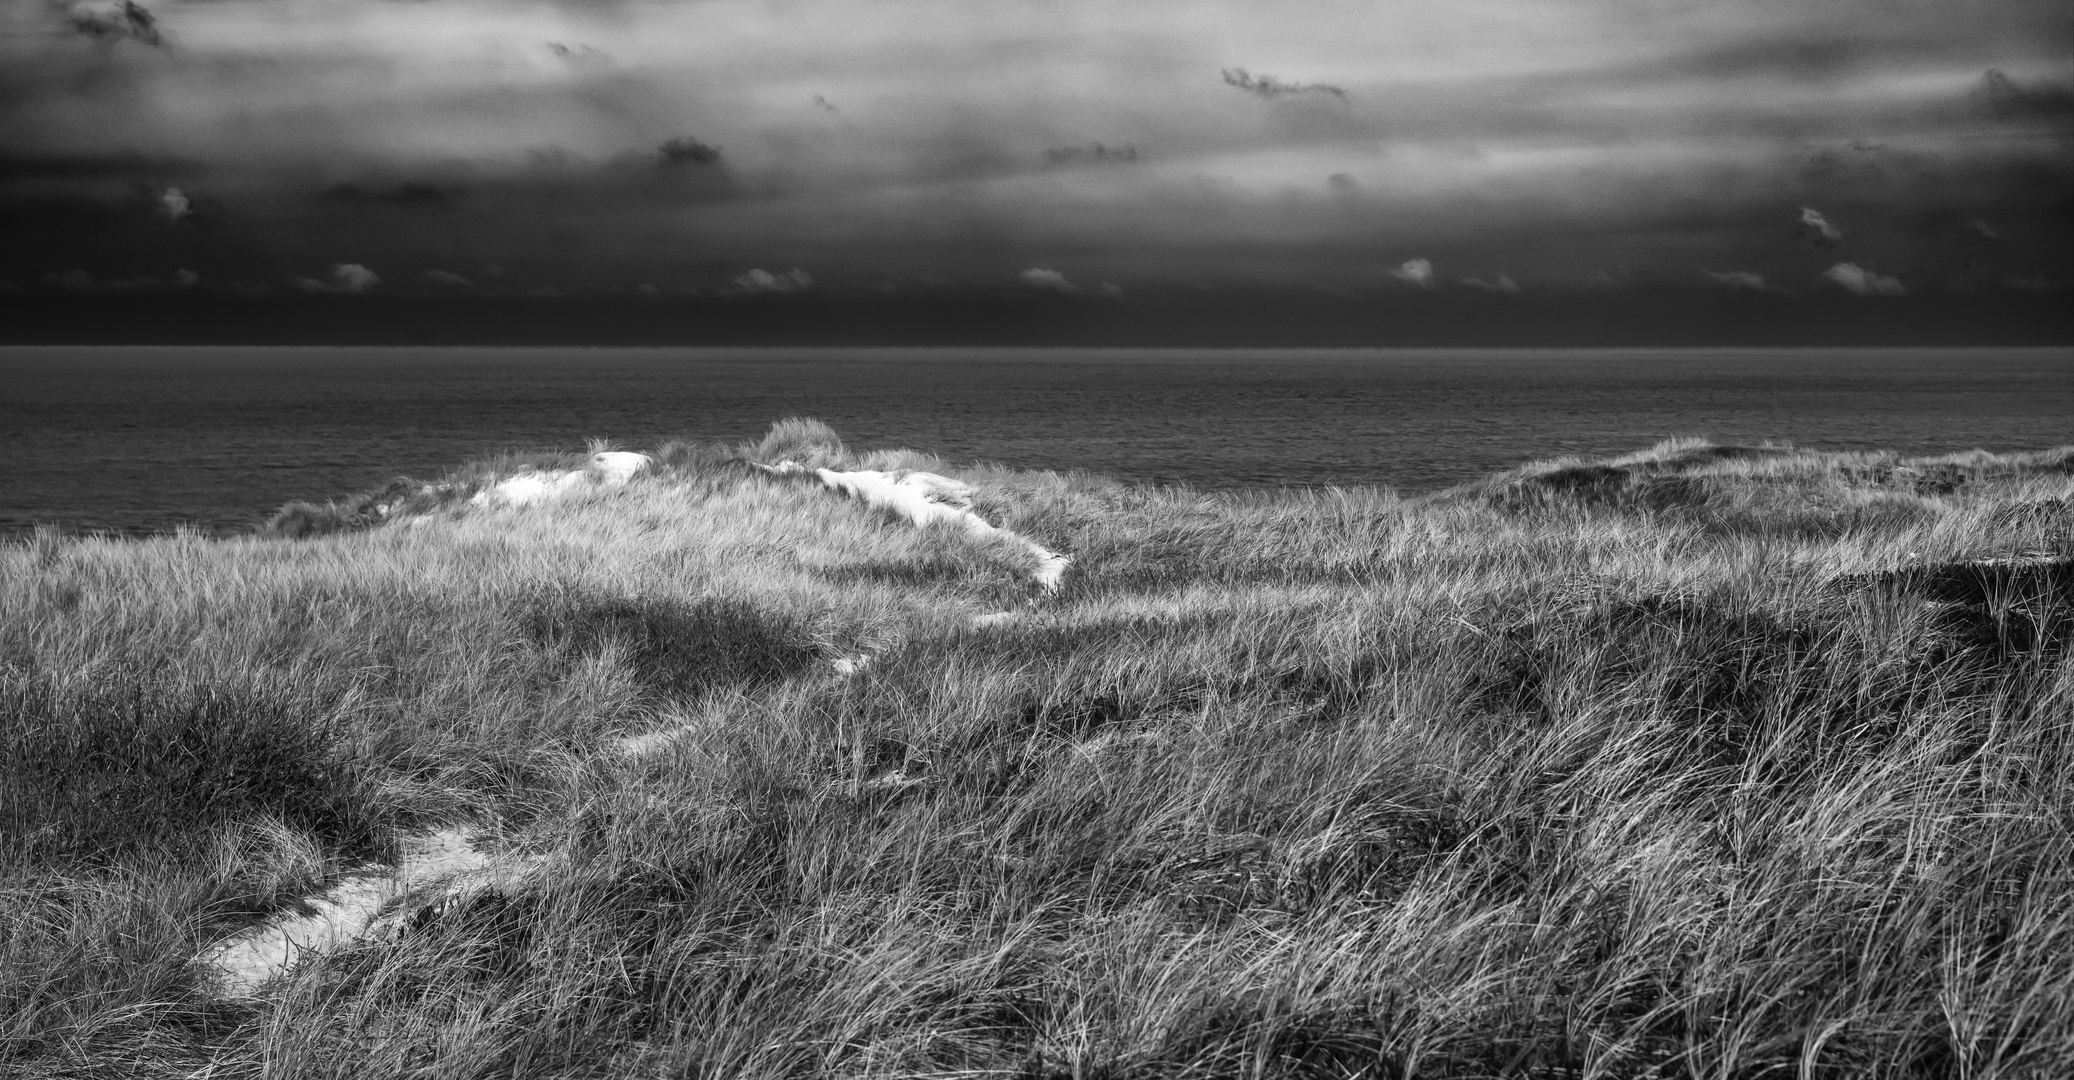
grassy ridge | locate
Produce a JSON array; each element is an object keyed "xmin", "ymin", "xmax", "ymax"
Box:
[{"xmin": 2, "ymin": 424, "xmax": 2070, "ymax": 1079}]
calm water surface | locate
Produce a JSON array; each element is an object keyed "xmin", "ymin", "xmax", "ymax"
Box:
[{"xmin": 2, "ymin": 346, "xmax": 2068, "ymax": 537}]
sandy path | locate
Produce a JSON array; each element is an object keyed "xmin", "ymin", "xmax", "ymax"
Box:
[{"xmin": 203, "ymin": 828, "xmax": 522, "ymax": 996}]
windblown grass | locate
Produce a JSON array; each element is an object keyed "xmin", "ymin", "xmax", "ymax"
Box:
[{"xmin": 2, "ymin": 428, "xmax": 2069, "ymax": 1078}]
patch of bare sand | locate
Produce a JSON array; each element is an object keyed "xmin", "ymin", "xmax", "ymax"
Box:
[
  {"xmin": 203, "ymin": 827, "xmax": 534, "ymax": 996},
  {"xmin": 762, "ymin": 462, "xmax": 1072, "ymax": 591}
]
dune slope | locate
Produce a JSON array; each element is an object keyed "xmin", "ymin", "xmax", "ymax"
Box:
[{"xmin": 3, "ymin": 422, "xmax": 2070, "ymax": 1079}]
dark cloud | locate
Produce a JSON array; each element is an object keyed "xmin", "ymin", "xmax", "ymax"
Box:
[
  {"xmin": 656, "ymin": 137, "xmax": 722, "ymax": 166},
  {"xmin": 39, "ymin": 266, "xmax": 197, "ymax": 292},
  {"xmin": 67, "ymin": 0, "xmax": 162, "ymax": 46},
  {"xmin": 321, "ymin": 182, "xmax": 467, "ymax": 210},
  {"xmin": 1221, "ymin": 68, "xmax": 1345, "ymax": 100},
  {"xmin": 0, "ymin": 152, "xmax": 195, "ymax": 182},
  {"xmin": 1971, "ymin": 69, "xmax": 2074, "ymax": 120},
  {"xmin": 0, "ymin": 0, "xmax": 2065, "ymax": 332}
]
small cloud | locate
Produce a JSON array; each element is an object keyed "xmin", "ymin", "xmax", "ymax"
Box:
[
  {"xmin": 1222, "ymin": 67, "xmax": 1346, "ymax": 100},
  {"xmin": 1797, "ymin": 206, "xmax": 1843, "ymax": 247},
  {"xmin": 1044, "ymin": 142, "xmax": 1139, "ymax": 166},
  {"xmin": 1822, "ymin": 262, "xmax": 1905, "ymax": 296},
  {"xmin": 727, "ymin": 267, "xmax": 812, "ymax": 295},
  {"xmin": 1461, "ymin": 273, "xmax": 1520, "ymax": 295},
  {"xmin": 1388, "ymin": 258, "xmax": 1434, "ymax": 288},
  {"xmin": 296, "ymin": 263, "xmax": 382, "ymax": 294},
  {"xmin": 1583, "ymin": 269, "xmax": 1628, "ymax": 291},
  {"xmin": 1327, "ymin": 173, "xmax": 1357, "ymax": 193},
  {"xmin": 1019, "ymin": 267, "xmax": 1078, "ymax": 293},
  {"xmin": 69, "ymin": 0, "xmax": 162, "ymax": 45},
  {"xmin": 1701, "ymin": 269, "xmax": 1768, "ymax": 291},
  {"xmin": 813, "ymin": 95, "xmax": 841, "ymax": 114},
  {"xmin": 657, "ymin": 137, "xmax": 721, "ymax": 166},
  {"xmin": 422, "ymin": 269, "xmax": 475, "ymax": 289},
  {"xmin": 38, "ymin": 268, "xmax": 197, "ymax": 293},
  {"xmin": 1098, "ymin": 281, "xmax": 1124, "ymax": 296},
  {"xmin": 2005, "ymin": 276, "xmax": 2071, "ymax": 293},
  {"xmin": 155, "ymin": 187, "xmax": 190, "ymax": 223},
  {"xmin": 1969, "ymin": 219, "xmax": 1999, "ymax": 242},
  {"xmin": 546, "ymin": 42, "xmax": 613, "ymax": 69}
]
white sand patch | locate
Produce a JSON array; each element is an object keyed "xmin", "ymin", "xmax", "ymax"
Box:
[
  {"xmin": 471, "ymin": 470, "xmax": 586, "ymax": 507},
  {"xmin": 203, "ymin": 827, "xmax": 532, "ymax": 997},
  {"xmin": 469, "ymin": 451, "xmax": 650, "ymax": 508},
  {"xmin": 590, "ymin": 451, "xmax": 651, "ymax": 484},
  {"xmin": 764, "ymin": 462, "xmax": 1071, "ymax": 591},
  {"xmin": 613, "ymin": 728, "xmax": 682, "ymax": 757}
]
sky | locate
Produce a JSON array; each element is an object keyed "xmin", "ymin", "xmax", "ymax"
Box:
[{"xmin": 2, "ymin": 0, "xmax": 2070, "ymax": 343}]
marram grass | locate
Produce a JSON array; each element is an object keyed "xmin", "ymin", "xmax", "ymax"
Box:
[{"xmin": 2, "ymin": 424, "xmax": 2070, "ymax": 1079}]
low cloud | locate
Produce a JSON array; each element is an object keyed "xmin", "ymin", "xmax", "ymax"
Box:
[
  {"xmin": 295, "ymin": 263, "xmax": 382, "ymax": 294},
  {"xmin": 1822, "ymin": 262, "xmax": 1905, "ymax": 296},
  {"xmin": 1972, "ymin": 69, "xmax": 2074, "ymax": 120},
  {"xmin": 657, "ymin": 138, "xmax": 722, "ymax": 166},
  {"xmin": 68, "ymin": 0, "xmax": 162, "ymax": 46},
  {"xmin": 1044, "ymin": 143, "xmax": 1140, "ymax": 166},
  {"xmin": 154, "ymin": 186, "xmax": 189, "ymax": 223},
  {"xmin": 1461, "ymin": 273, "xmax": 1520, "ymax": 294},
  {"xmin": 1018, "ymin": 268, "xmax": 1119, "ymax": 295},
  {"xmin": 1797, "ymin": 207, "xmax": 1843, "ymax": 247},
  {"xmin": 727, "ymin": 267, "xmax": 811, "ymax": 295},
  {"xmin": 42, "ymin": 267, "xmax": 197, "ymax": 292},
  {"xmin": 546, "ymin": 42, "xmax": 613, "ymax": 70},
  {"xmin": 1019, "ymin": 267, "xmax": 1075, "ymax": 292},
  {"xmin": 322, "ymin": 183, "xmax": 465, "ymax": 210},
  {"xmin": 1388, "ymin": 258, "xmax": 1434, "ymax": 288},
  {"xmin": 421, "ymin": 269, "xmax": 475, "ymax": 289},
  {"xmin": 1222, "ymin": 68, "xmax": 1346, "ymax": 100},
  {"xmin": 1701, "ymin": 269, "xmax": 1768, "ymax": 291}
]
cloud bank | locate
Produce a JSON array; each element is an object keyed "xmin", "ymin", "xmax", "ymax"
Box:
[{"xmin": 0, "ymin": 0, "xmax": 2065, "ymax": 320}]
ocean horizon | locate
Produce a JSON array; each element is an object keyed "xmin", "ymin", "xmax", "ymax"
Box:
[{"xmin": 4, "ymin": 344, "xmax": 2069, "ymax": 538}]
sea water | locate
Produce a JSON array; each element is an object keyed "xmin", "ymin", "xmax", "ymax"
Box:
[{"xmin": 2, "ymin": 346, "xmax": 2068, "ymax": 537}]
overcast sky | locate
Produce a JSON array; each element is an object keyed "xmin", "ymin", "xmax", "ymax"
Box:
[{"xmin": 2, "ymin": 0, "xmax": 2069, "ymax": 331}]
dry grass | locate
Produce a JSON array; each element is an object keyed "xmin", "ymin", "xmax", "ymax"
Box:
[{"xmin": 2, "ymin": 426, "xmax": 2070, "ymax": 1079}]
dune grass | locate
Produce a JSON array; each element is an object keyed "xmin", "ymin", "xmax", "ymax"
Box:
[{"xmin": 2, "ymin": 422, "xmax": 2070, "ymax": 1079}]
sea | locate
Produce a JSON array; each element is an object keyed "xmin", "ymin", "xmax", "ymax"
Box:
[{"xmin": 2, "ymin": 346, "xmax": 2068, "ymax": 538}]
